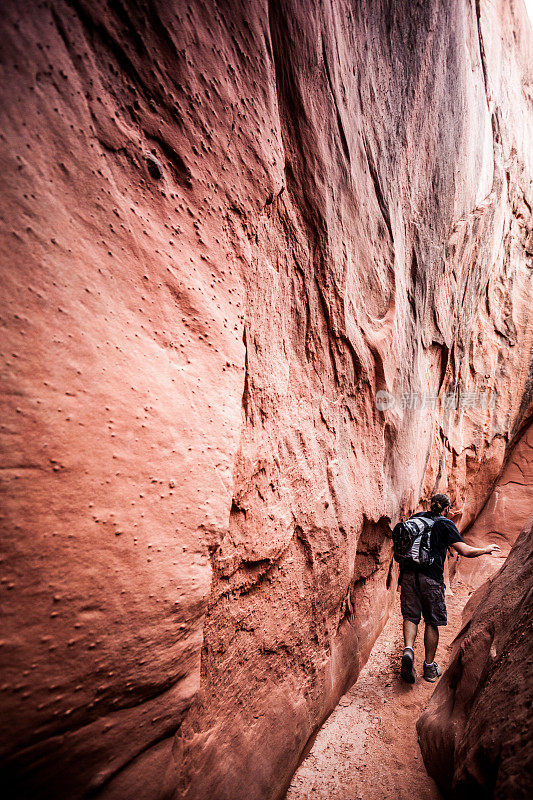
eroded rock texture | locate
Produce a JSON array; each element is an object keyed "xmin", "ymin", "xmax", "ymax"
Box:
[
  {"xmin": 453, "ymin": 419, "xmax": 533, "ymax": 589},
  {"xmin": 0, "ymin": 1, "xmax": 531, "ymax": 798},
  {"xmin": 417, "ymin": 518, "xmax": 533, "ymax": 799}
]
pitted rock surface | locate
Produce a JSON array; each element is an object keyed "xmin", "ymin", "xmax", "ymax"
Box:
[{"xmin": 0, "ymin": 1, "xmax": 531, "ymax": 798}]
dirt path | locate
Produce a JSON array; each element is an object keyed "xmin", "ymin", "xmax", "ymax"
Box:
[{"xmin": 286, "ymin": 583, "xmax": 470, "ymax": 800}]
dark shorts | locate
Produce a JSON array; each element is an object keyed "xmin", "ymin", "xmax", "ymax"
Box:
[{"xmin": 400, "ymin": 571, "xmax": 447, "ymax": 626}]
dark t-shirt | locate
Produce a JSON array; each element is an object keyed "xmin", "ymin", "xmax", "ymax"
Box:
[{"xmin": 400, "ymin": 511, "xmax": 464, "ymax": 584}]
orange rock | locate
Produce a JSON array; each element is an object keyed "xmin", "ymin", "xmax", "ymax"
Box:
[
  {"xmin": 417, "ymin": 517, "xmax": 533, "ymax": 798},
  {"xmin": 0, "ymin": 0, "xmax": 531, "ymax": 798}
]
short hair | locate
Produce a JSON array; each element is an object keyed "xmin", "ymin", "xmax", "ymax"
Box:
[{"xmin": 430, "ymin": 493, "xmax": 451, "ymax": 514}]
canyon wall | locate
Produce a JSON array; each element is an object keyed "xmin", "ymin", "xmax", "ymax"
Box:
[
  {"xmin": 417, "ymin": 516, "xmax": 533, "ymax": 798},
  {"xmin": 452, "ymin": 419, "xmax": 533, "ymax": 589},
  {"xmin": 0, "ymin": 1, "xmax": 531, "ymax": 799}
]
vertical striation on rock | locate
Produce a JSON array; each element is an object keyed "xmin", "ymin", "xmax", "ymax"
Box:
[{"xmin": 0, "ymin": 1, "xmax": 532, "ymax": 798}]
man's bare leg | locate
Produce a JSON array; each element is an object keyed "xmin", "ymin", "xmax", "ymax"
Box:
[
  {"xmin": 401, "ymin": 620, "xmax": 418, "ymax": 682},
  {"xmin": 424, "ymin": 623, "xmax": 439, "ymax": 664},
  {"xmin": 403, "ymin": 619, "xmax": 418, "ymax": 650}
]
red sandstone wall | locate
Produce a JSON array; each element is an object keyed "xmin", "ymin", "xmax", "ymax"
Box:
[
  {"xmin": 0, "ymin": 1, "xmax": 531, "ymax": 798},
  {"xmin": 451, "ymin": 420, "xmax": 533, "ymax": 589},
  {"xmin": 417, "ymin": 517, "xmax": 533, "ymax": 798}
]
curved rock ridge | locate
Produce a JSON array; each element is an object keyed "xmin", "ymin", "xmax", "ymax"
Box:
[
  {"xmin": 0, "ymin": 1, "xmax": 531, "ymax": 799},
  {"xmin": 452, "ymin": 419, "xmax": 533, "ymax": 590},
  {"xmin": 417, "ymin": 517, "xmax": 533, "ymax": 799}
]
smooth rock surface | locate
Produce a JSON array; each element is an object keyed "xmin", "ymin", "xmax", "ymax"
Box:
[
  {"xmin": 417, "ymin": 517, "xmax": 533, "ymax": 799},
  {"xmin": 0, "ymin": 1, "xmax": 532, "ymax": 799}
]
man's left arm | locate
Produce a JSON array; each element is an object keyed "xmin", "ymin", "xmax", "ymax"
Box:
[{"xmin": 450, "ymin": 541, "xmax": 501, "ymax": 558}]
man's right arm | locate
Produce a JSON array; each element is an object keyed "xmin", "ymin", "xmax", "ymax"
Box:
[{"xmin": 450, "ymin": 541, "xmax": 501, "ymax": 558}]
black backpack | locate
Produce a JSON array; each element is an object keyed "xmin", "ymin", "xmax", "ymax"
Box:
[{"xmin": 392, "ymin": 515, "xmax": 436, "ymax": 568}]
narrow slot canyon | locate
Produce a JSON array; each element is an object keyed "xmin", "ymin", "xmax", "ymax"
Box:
[
  {"xmin": 0, "ymin": 1, "xmax": 532, "ymax": 799},
  {"xmin": 286, "ymin": 577, "xmax": 471, "ymax": 800},
  {"xmin": 287, "ymin": 425, "xmax": 533, "ymax": 800}
]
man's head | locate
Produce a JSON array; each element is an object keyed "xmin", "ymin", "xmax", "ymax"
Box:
[{"xmin": 430, "ymin": 493, "xmax": 452, "ymax": 516}]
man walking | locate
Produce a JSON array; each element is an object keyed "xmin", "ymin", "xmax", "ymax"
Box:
[{"xmin": 398, "ymin": 493, "xmax": 501, "ymax": 683}]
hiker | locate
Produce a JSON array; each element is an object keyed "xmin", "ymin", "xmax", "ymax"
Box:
[{"xmin": 394, "ymin": 493, "xmax": 501, "ymax": 683}]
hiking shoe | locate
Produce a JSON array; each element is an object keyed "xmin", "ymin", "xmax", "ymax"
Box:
[
  {"xmin": 401, "ymin": 648, "xmax": 416, "ymax": 683},
  {"xmin": 423, "ymin": 662, "xmax": 442, "ymax": 682}
]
